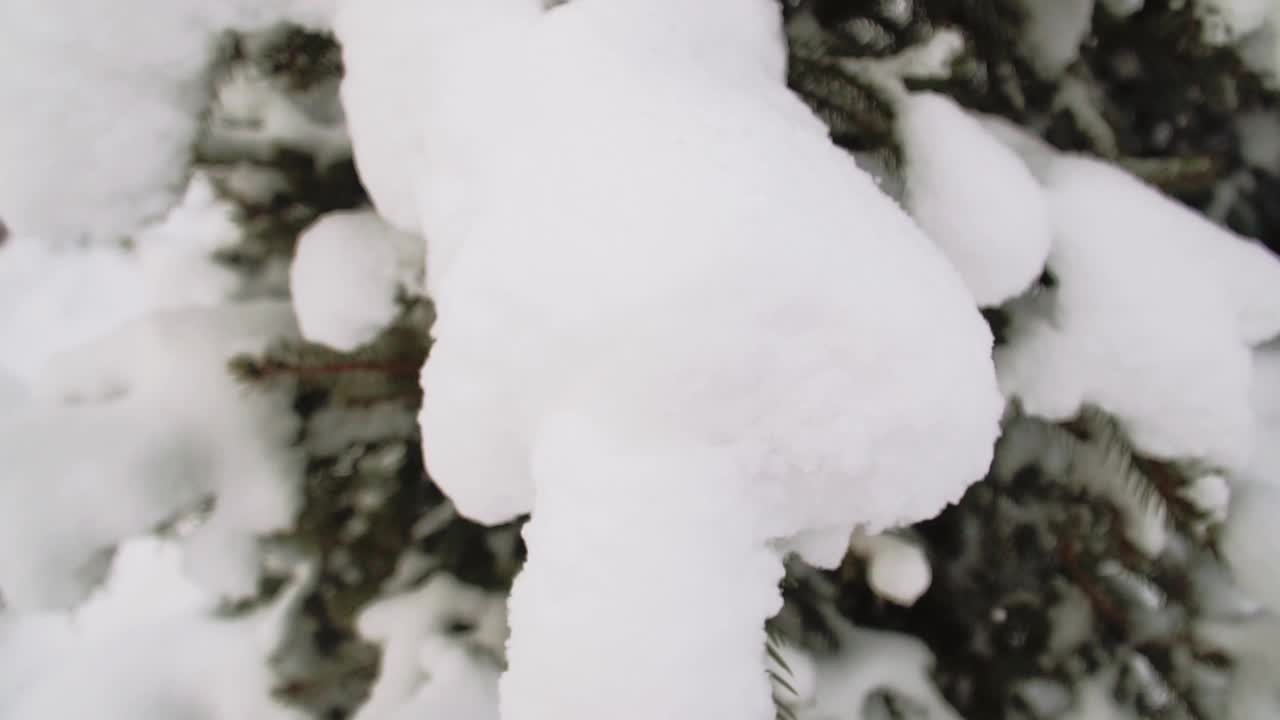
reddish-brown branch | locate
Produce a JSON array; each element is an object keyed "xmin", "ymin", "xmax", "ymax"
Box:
[{"xmin": 250, "ymin": 359, "xmax": 422, "ymax": 379}]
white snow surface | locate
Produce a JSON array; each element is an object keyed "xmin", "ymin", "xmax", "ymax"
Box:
[
  {"xmin": 335, "ymin": 3, "xmax": 1003, "ymax": 718},
  {"xmin": 0, "ymin": 0, "xmax": 337, "ymax": 243},
  {"xmin": 0, "ymin": 301, "xmax": 302, "ymax": 609},
  {"xmin": 1223, "ymin": 345, "xmax": 1280, "ymax": 615},
  {"xmin": 0, "ymin": 538, "xmax": 305, "ymax": 720},
  {"xmin": 1013, "ymin": 0, "xmax": 1095, "ymax": 78},
  {"xmin": 996, "ymin": 154, "xmax": 1280, "ymax": 469},
  {"xmin": 291, "ymin": 209, "xmax": 419, "ymax": 351},
  {"xmin": 0, "ymin": 238, "xmax": 148, "ymax": 381},
  {"xmin": 1197, "ymin": 0, "xmax": 1272, "ymax": 44},
  {"xmin": 848, "ymin": 532, "xmax": 933, "ymax": 607},
  {"xmin": 353, "ymin": 574, "xmax": 506, "ymax": 720},
  {"xmin": 135, "ymin": 173, "xmax": 246, "ymax": 310},
  {"xmin": 898, "ymin": 92, "xmax": 1052, "ymax": 306},
  {"xmin": 1220, "ymin": 479, "xmax": 1280, "ymax": 613},
  {"xmin": 794, "ymin": 621, "xmax": 963, "ymax": 720}
]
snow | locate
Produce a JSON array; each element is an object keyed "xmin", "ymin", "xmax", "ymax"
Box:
[
  {"xmin": 1239, "ymin": 7, "xmax": 1280, "ymax": 81},
  {"xmin": 135, "ymin": 173, "xmax": 246, "ymax": 310},
  {"xmin": 1220, "ymin": 479, "xmax": 1280, "ymax": 612},
  {"xmin": 897, "ymin": 92, "xmax": 1052, "ymax": 306},
  {"xmin": 0, "ymin": 537, "xmax": 306, "ymax": 720},
  {"xmin": 1013, "ymin": 0, "xmax": 1095, "ymax": 78},
  {"xmin": 1222, "ymin": 344, "xmax": 1280, "ymax": 614},
  {"xmin": 0, "ymin": 302, "xmax": 302, "ymax": 609},
  {"xmin": 848, "ymin": 532, "xmax": 933, "ymax": 607},
  {"xmin": 1060, "ymin": 670, "xmax": 1133, "ymax": 720},
  {"xmin": 291, "ymin": 210, "xmax": 419, "ymax": 351},
  {"xmin": 0, "ymin": 0, "xmax": 338, "ymax": 244},
  {"xmin": 329, "ymin": 3, "xmax": 1004, "ymax": 718},
  {"xmin": 304, "ymin": 402, "xmax": 419, "ymax": 458},
  {"xmin": 1100, "ymin": 0, "xmax": 1144, "ymax": 19},
  {"xmin": 993, "ymin": 414, "xmax": 1169, "ymax": 556},
  {"xmin": 1196, "ymin": 0, "xmax": 1271, "ymax": 44},
  {"xmin": 995, "ymin": 154, "xmax": 1280, "ymax": 469},
  {"xmin": 0, "ymin": 238, "xmax": 147, "ymax": 381},
  {"xmin": 795, "ymin": 620, "xmax": 963, "ymax": 720},
  {"xmin": 1238, "ymin": 111, "xmax": 1280, "ymax": 174},
  {"xmin": 353, "ymin": 574, "xmax": 506, "ymax": 720},
  {"xmin": 203, "ymin": 63, "xmax": 351, "ymax": 170}
]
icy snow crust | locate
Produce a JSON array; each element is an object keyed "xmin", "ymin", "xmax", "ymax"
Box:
[{"xmin": 339, "ymin": 1, "xmax": 1004, "ymax": 719}]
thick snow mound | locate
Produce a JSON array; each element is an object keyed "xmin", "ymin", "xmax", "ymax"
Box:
[
  {"xmin": 336, "ymin": 2, "xmax": 1005, "ymax": 720},
  {"xmin": 898, "ymin": 92, "xmax": 1052, "ymax": 306},
  {"xmin": 291, "ymin": 210, "xmax": 418, "ymax": 351},
  {"xmin": 997, "ymin": 155, "xmax": 1280, "ymax": 469},
  {"xmin": 0, "ymin": 302, "xmax": 302, "ymax": 609}
]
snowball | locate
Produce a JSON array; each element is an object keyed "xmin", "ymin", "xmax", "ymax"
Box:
[
  {"xmin": 898, "ymin": 92, "xmax": 1052, "ymax": 306},
  {"xmin": 291, "ymin": 210, "xmax": 417, "ymax": 351},
  {"xmin": 1013, "ymin": 0, "xmax": 1094, "ymax": 78},
  {"xmin": 849, "ymin": 532, "xmax": 933, "ymax": 607},
  {"xmin": 0, "ymin": 302, "xmax": 302, "ymax": 609},
  {"xmin": 997, "ymin": 155, "xmax": 1280, "ymax": 469}
]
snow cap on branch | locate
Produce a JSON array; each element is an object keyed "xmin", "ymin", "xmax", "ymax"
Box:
[
  {"xmin": 990, "ymin": 136, "xmax": 1280, "ymax": 469},
  {"xmin": 897, "ymin": 92, "xmax": 1053, "ymax": 306}
]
